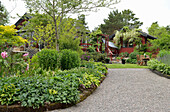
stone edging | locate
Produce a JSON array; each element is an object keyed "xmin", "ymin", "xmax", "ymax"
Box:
[
  {"xmin": 149, "ymin": 69, "xmax": 170, "ymax": 79},
  {"xmin": 0, "ymin": 74, "xmax": 107, "ymax": 112}
]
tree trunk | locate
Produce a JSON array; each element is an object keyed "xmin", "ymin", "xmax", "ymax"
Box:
[{"xmin": 54, "ymin": 18, "xmax": 59, "ymax": 51}]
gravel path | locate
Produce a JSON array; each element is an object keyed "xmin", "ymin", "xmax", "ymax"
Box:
[{"xmin": 51, "ymin": 69, "xmax": 170, "ymax": 112}]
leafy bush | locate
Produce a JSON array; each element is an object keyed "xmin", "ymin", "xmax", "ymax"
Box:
[
  {"xmin": 119, "ymin": 52, "xmax": 129, "ymax": 57},
  {"xmin": 36, "ymin": 49, "xmax": 60, "ymax": 70},
  {"xmin": 60, "ymin": 49, "xmax": 80, "ymax": 70},
  {"xmin": 148, "ymin": 59, "xmax": 170, "ymax": 75},
  {"xmin": 126, "ymin": 58, "xmax": 137, "ymax": 64},
  {"xmin": 129, "ymin": 51, "xmax": 140, "ymax": 59},
  {"xmin": 89, "ymin": 52, "xmax": 107, "ymax": 62}
]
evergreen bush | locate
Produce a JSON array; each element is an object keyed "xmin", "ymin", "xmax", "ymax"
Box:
[
  {"xmin": 36, "ymin": 49, "xmax": 60, "ymax": 70},
  {"xmin": 60, "ymin": 49, "xmax": 80, "ymax": 70}
]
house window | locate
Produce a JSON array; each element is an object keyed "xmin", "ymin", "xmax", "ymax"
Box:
[
  {"xmin": 129, "ymin": 42, "xmax": 133, "ymax": 48},
  {"xmin": 123, "ymin": 41, "xmax": 128, "ymax": 48}
]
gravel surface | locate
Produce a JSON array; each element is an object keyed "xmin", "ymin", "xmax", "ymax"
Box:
[{"xmin": 51, "ymin": 69, "xmax": 170, "ymax": 112}]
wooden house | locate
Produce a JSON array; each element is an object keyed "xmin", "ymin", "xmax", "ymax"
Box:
[{"xmin": 109, "ymin": 30, "xmax": 157, "ymax": 55}]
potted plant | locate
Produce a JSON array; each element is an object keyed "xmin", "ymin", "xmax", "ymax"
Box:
[{"xmin": 121, "ymin": 57, "xmax": 126, "ymax": 64}]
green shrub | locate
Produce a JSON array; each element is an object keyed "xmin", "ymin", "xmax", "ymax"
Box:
[
  {"xmin": 36, "ymin": 49, "xmax": 60, "ymax": 70},
  {"xmin": 126, "ymin": 58, "xmax": 137, "ymax": 64},
  {"xmin": 148, "ymin": 59, "xmax": 170, "ymax": 75},
  {"xmin": 29, "ymin": 54, "xmax": 39, "ymax": 69},
  {"xmin": 60, "ymin": 49, "xmax": 80, "ymax": 70},
  {"xmin": 129, "ymin": 51, "xmax": 140, "ymax": 59},
  {"xmin": 89, "ymin": 52, "xmax": 106, "ymax": 62},
  {"xmin": 119, "ymin": 52, "xmax": 129, "ymax": 57}
]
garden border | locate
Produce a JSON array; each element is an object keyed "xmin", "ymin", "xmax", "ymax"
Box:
[
  {"xmin": 149, "ymin": 69, "xmax": 170, "ymax": 79},
  {"xmin": 0, "ymin": 73, "xmax": 107, "ymax": 112}
]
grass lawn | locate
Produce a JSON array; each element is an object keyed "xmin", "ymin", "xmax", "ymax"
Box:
[{"xmin": 106, "ymin": 63, "xmax": 149, "ymax": 69}]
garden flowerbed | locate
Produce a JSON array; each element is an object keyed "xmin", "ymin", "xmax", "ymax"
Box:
[
  {"xmin": 0, "ymin": 49, "xmax": 108, "ymax": 112},
  {"xmin": 0, "ymin": 72, "xmax": 107, "ymax": 112}
]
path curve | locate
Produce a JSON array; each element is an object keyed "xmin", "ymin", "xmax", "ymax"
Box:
[{"xmin": 51, "ymin": 69, "xmax": 170, "ymax": 112}]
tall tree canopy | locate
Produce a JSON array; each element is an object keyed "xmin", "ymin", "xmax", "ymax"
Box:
[
  {"xmin": 100, "ymin": 9, "xmax": 143, "ymax": 35},
  {"xmin": 0, "ymin": 1, "xmax": 9, "ymax": 25},
  {"xmin": 78, "ymin": 14, "xmax": 88, "ymax": 29},
  {"xmin": 23, "ymin": 0, "xmax": 120, "ymax": 51},
  {"xmin": 148, "ymin": 22, "xmax": 170, "ymax": 50},
  {"xmin": 22, "ymin": 13, "xmax": 88, "ymax": 51}
]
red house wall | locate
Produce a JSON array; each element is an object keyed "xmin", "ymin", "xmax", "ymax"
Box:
[{"xmin": 119, "ymin": 36, "xmax": 146, "ymax": 54}]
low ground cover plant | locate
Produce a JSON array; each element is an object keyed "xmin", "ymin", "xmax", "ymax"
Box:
[{"xmin": 148, "ymin": 59, "xmax": 170, "ymax": 75}]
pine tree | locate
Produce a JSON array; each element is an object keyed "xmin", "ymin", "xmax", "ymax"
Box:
[{"xmin": 100, "ymin": 9, "xmax": 143, "ymax": 35}]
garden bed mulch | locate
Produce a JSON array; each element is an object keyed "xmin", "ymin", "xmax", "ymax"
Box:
[
  {"xmin": 149, "ymin": 69, "xmax": 170, "ymax": 79},
  {"xmin": 0, "ymin": 73, "xmax": 107, "ymax": 112}
]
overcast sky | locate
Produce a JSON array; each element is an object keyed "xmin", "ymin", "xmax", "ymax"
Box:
[{"xmin": 1, "ymin": 0, "xmax": 170, "ymax": 33}]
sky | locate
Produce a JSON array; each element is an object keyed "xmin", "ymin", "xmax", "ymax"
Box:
[{"xmin": 1, "ymin": 0, "xmax": 170, "ymax": 33}]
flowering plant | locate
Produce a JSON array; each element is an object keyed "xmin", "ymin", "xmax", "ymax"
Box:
[
  {"xmin": 1, "ymin": 51, "xmax": 8, "ymax": 59},
  {"xmin": 23, "ymin": 53, "xmax": 29, "ymax": 62},
  {"xmin": 0, "ymin": 51, "xmax": 28, "ymax": 77}
]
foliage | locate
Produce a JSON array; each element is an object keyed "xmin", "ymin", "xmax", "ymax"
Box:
[
  {"xmin": 100, "ymin": 9, "xmax": 143, "ymax": 35},
  {"xmin": 0, "ymin": 51, "xmax": 28, "ymax": 77},
  {"xmin": 0, "ymin": 61, "xmax": 107, "ymax": 108},
  {"xmin": 148, "ymin": 59, "xmax": 170, "ymax": 75},
  {"xmin": 145, "ymin": 52, "xmax": 152, "ymax": 59},
  {"xmin": 24, "ymin": 13, "xmax": 87, "ymax": 51},
  {"xmin": 113, "ymin": 26, "xmax": 141, "ymax": 49},
  {"xmin": 157, "ymin": 50, "xmax": 170, "ymax": 65},
  {"xmin": 33, "ymin": 23, "xmax": 55, "ymax": 49},
  {"xmin": 23, "ymin": 0, "xmax": 119, "ymax": 51},
  {"xmin": 0, "ymin": 25, "xmax": 27, "ymax": 46},
  {"xmin": 59, "ymin": 18, "xmax": 84, "ymax": 53},
  {"xmin": 148, "ymin": 22, "xmax": 170, "ymax": 51},
  {"xmin": 0, "ymin": 84, "xmax": 19, "ymax": 105},
  {"xmin": 0, "ymin": 74, "xmax": 80, "ymax": 108},
  {"xmin": 35, "ymin": 49, "xmax": 60, "ymax": 70},
  {"xmin": 78, "ymin": 14, "xmax": 88, "ymax": 29},
  {"xmin": 81, "ymin": 53, "xmax": 91, "ymax": 61},
  {"xmin": 0, "ymin": 2, "xmax": 9, "ymax": 25},
  {"xmin": 119, "ymin": 52, "xmax": 129, "ymax": 57},
  {"xmin": 126, "ymin": 58, "xmax": 137, "ymax": 64},
  {"xmin": 85, "ymin": 52, "xmax": 107, "ymax": 63},
  {"xmin": 129, "ymin": 51, "xmax": 140, "ymax": 59},
  {"xmin": 116, "ymin": 57, "xmax": 120, "ymax": 60},
  {"xmin": 60, "ymin": 49, "xmax": 80, "ymax": 70}
]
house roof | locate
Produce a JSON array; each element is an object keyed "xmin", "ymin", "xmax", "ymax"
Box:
[
  {"xmin": 14, "ymin": 13, "xmax": 31, "ymax": 29},
  {"xmin": 109, "ymin": 29, "xmax": 157, "ymax": 40},
  {"xmin": 139, "ymin": 31, "xmax": 157, "ymax": 39},
  {"xmin": 102, "ymin": 39, "xmax": 118, "ymax": 49}
]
